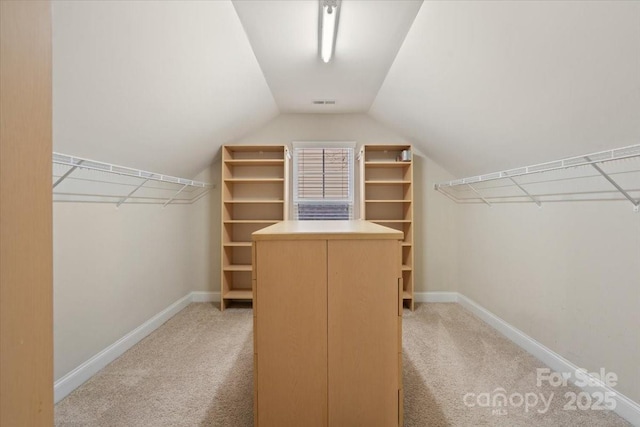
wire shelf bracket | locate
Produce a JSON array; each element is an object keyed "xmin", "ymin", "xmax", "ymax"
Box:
[
  {"xmin": 506, "ymin": 175, "xmax": 542, "ymax": 208},
  {"xmin": 116, "ymin": 178, "xmax": 150, "ymax": 208},
  {"xmin": 586, "ymin": 156, "xmax": 639, "ymax": 212},
  {"xmin": 53, "ymin": 160, "xmax": 83, "ymax": 189},
  {"xmin": 467, "ymin": 184, "xmax": 492, "ymax": 206},
  {"xmin": 434, "ymin": 144, "xmax": 640, "ymax": 212},
  {"xmin": 163, "ymin": 183, "xmax": 189, "ymax": 208}
]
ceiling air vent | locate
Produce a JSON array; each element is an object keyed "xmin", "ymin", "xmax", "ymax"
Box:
[{"xmin": 313, "ymin": 100, "xmax": 336, "ymax": 105}]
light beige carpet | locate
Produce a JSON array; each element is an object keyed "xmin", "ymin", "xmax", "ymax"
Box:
[{"xmin": 55, "ymin": 303, "xmax": 630, "ymax": 426}]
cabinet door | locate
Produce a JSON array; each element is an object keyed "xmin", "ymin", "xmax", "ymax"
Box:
[
  {"xmin": 328, "ymin": 240, "xmax": 400, "ymax": 426},
  {"xmin": 255, "ymin": 240, "xmax": 327, "ymax": 427}
]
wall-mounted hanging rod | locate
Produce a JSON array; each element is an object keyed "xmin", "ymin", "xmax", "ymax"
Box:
[
  {"xmin": 437, "ymin": 145, "xmax": 640, "ymax": 188},
  {"xmin": 435, "ymin": 144, "xmax": 640, "ymax": 211},
  {"xmin": 53, "ymin": 153, "xmax": 210, "ymax": 188},
  {"xmin": 53, "ymin": 152, "xmax": 213, "ymax": 206}
]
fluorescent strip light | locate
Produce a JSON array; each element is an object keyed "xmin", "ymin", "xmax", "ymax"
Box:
[
  {"xmin": 319, "ymin": 0, "xmax": 340, "ymax": 63},
  {"xmin": 321, "ymin": 4, "xmax": 336, "ymax": 62}
]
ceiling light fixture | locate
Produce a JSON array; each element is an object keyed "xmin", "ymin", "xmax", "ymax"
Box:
[{"xmin": 319, "ymin": 0, "xmax": 341, "ymax": 63}]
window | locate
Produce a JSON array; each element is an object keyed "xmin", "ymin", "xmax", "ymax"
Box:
[{"xmin": 293, "ymin": 145, "xmax": 354, "ymax": 220}]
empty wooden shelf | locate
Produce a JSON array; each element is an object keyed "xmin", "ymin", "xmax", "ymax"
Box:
[
  {"xmin": 220, "ymin": 145, "xmax": 289, "ymax": 310},
  {"xmin": 361, "ymin": 144, "xmax": 415, "ymax": 310}
]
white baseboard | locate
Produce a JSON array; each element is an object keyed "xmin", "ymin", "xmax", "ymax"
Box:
[
  {"xmin": 54, "ymin": 289, "xmax": 640, "ymax": 425},
  {"xmin": 414, "ymin": 291, "xmax": 458, "ymax": 303},
  {"xmin": 191, "ymin": 291, "xmax": 220, "ymax": 302},
  {"xmin": 54, "ymin": 291, "xmax": 218, "ymax": 403},
  {"xmin": 457, "ymin": 293, "xmax": 640, "ymax": 426}
]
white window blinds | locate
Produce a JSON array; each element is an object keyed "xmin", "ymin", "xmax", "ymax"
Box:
[{"xmin": 293, "ymin": 147, "xmax": 354, "ymax": 220}]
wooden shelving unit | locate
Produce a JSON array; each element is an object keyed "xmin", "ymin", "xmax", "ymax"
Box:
[
  {"xmin": 221, "ymin": 145, "xmax": 288, "ymax": 310},
  {"xmin": 361, "ymin": 144, "xmax": 414, "ymax": 310}
]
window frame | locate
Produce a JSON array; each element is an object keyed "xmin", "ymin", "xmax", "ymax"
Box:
[{"xmin": 291, "ymin": 141, "xmax": 356, "ymax": 221}]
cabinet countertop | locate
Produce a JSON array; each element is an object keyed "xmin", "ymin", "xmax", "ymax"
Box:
[{"xmin": 252, "ymin": 220, "xmax": 404, "ymax": 241}]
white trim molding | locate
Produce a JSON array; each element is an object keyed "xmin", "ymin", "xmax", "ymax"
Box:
[
  {"xmin": 414, "ymin": 291, "xmax": 458, "ymax": 303},
  {"xmin": 457, "ymin": 293, "xmax": 640, "ymax": 426},
  {"xmin": 54, "ymin": 289, "xmax": 640, "ymax": 426},
  {"xmin": 191, "ymin": 291, "xmax": 220, "ymax": 303},
  {"xmin": 54, "ymin": 291, "xmax": 220, "ymax": 403}
]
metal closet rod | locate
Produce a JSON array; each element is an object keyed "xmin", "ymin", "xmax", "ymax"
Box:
[{"xmin": 434, "ymin": 143, "xmax": 640, "ymax": 211}]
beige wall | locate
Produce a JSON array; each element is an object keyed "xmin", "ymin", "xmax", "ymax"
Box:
[
  {"xmin": 191, "ymin": 165, "xmax": 218, "ymax": 293},
  {"xmin": 53, "ymin": 111, "xmax": 639, "ymax": 409},
  {"xmin": 53, "ymin": 113, "xmax": 460, "ymax": 382},
  {"xmin": 415, "ymin": 157, "xmax": 458, "ymax": 292},
  {"xmin": 53, "ymin": 198, "xmax": 210, "ymax": 380},
  {"xmin": 231, "ymin": 113, "xmax": 459, "ymax": 293},
  {"xmin": 457, "ymin": 202, "xmax": 640, "ymax": 403}
]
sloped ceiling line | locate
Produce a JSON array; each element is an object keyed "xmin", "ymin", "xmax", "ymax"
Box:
[{"xmin": 53, "ymin": 1, "xmax": 640, "ymax": 179}]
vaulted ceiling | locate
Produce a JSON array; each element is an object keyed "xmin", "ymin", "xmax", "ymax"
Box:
[
  {"xmin": 53, "ymin": 1, "xmax": 640, "ymax": 178},
  {"xmin": 232, "ymin": 0, "xmax": 422, "ymax": 113}
]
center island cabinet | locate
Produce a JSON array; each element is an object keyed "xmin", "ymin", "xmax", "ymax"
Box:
[{"xmin": 251, "ymin": 220, "xmax": 404, "ymax": 427}]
